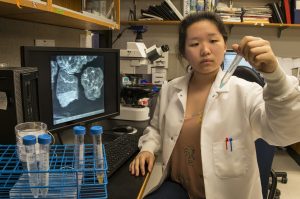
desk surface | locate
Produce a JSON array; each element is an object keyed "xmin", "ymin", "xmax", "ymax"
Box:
[
  {"xmin": 103, "ymin": 119, "xmax": 148, "ymax": 199},
  {"xmin": 108, "ymin": 156, "xmax": 146, "ymax": 199}
]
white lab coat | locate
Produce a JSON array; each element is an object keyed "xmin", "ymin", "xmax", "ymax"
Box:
[{"xmin": 138, "ymin": 66, "xmax": 300, "ymax": 199}]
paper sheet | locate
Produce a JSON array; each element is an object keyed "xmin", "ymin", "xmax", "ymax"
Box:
[
  {"xmin": 292, "ymin": 58, "xmax": 300, "ymax": 69},
  {"xmin": 277, "ymin": 57, "xmax": 294, "ymax": 75},
  {"xmin": 0, "ymin": 92, "xmax": 7, "ymax": 110}
]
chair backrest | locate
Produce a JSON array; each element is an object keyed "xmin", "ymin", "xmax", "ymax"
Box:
[
  {"xmin": 255, "ymin": 139, "xmax": 276, "ymax": 199},
  {"xmin": 232, "ymin": 66, "xmax": 265, "ymax": 87},
  {"xmin": 233, "ymin": 66, "xmax": 275, "ymax": 199}
]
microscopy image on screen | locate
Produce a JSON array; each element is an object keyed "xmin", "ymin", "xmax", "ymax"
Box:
[{"xmin": 51, "ymin": 55, "xmax": 104, "ymax": 125}]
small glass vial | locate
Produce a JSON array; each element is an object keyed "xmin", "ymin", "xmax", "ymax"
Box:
[
  {"xmin": 22, "ymin": 135, "xmax": 39, "ymax": 198},
  {"xmin": 73, "ymin": 126, "xmax": 86, "ymax": 185},
  {"xmin": 38, "ymin": 134, "xmax": 52, "ymax": 198},
  {"xmin": 90, "ymin": 126, "xmax": 104, "ymax": 183}
]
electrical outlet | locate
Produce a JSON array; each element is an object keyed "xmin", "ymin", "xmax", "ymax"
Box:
[{"xmin": 34, "ymin": 39, "xmax": 55, "ymax": 47}]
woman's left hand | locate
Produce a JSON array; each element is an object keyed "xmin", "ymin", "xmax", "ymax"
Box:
[{"xmin": 232, "ymin": 36, "xmax": 279, "ymax": 73}]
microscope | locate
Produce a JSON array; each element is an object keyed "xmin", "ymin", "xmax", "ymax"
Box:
[{"xmin": 113, "ymin": 26, "xmax": 169, "ymax": 121}]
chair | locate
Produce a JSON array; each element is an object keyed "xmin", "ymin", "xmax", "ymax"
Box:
[{"xmin": 233, "ymin": 66, "xmax": 282, "ymax": 199}]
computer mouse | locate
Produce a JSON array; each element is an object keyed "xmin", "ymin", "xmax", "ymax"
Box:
[{"xmin": 112, "ymin": 125, "xmax": 135, "ymax": 134}]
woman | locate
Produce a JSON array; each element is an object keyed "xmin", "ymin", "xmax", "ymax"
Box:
[{"xmin": 129, "ymin": 12, "xmax": 300, "ymax": 199}]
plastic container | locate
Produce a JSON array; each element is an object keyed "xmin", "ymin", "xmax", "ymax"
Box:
[
  {"xmin": 38, "ymin": 134, "xmax": 52, "ymax": 198},
  {"xmin": 22, "ymin": 135, "xmax": 39, "ymax": 198},
  {"xmin": 86, "ymin": 0, "xmax": 106, "ymax": 16},
  {"xmin": 90, "ymin": 126, "xmax": 104, "ymax": 183},
  {"xmin": 73, "ymin": 126, "xmax": 86, "ymax": 185}
]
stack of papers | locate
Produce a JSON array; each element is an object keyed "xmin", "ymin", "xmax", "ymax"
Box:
[
  {"xmin": 215, "ymin": 3, "xmax": 242, "ymax": 22},
  {"xmin": 242, "ymin": 6, "xmax": 272, "ymax": 23}
]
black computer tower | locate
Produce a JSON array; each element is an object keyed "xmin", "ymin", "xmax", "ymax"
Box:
[
  {"xmin": 92, "ymin": 30, "xmax": 112, "ymax": 48},
  {"xmin": 0, "ymin": 67, "xmax": 39, "ymax": 144}
]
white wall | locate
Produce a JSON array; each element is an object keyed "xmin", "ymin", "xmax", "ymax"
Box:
[{"xmin": 0, "ymin": 17, "xmax": 84, "ymax": 67}]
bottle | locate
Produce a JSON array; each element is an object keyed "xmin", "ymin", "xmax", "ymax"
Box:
[
  {"xmin": 90, "ymin": 126, "xmax": 104, "ymax": 183},
  {"xmin": 190, "ymin": 0, "xmax": 197, "ymax": 13},
  {"xmin": 38, "ymin": 134, "xmax": 52, "ymax": 198},
  {"xmin": 73, "ymin": 126, "xmax": 86, "ymax": 186},
  {"xmin": 99, "ymin": 0, "xmax": 106, "ymax": 16},
  {"xmin": 22, "ymin": 135, "xmax": 39, "ymax": 198}
]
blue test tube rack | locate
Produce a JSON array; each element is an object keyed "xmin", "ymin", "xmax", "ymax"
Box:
[{"xmin": 0, "ymin": 144, "xmax": 108, "ymax": 199}]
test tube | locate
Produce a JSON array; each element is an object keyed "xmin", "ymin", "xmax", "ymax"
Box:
[
  {"xmin": 38, "ymin": 134, "xmax": 52, "ymax": 198},
  {"xmin": 73, "ymin": 126, "xmax": 86, "ymax": 186},
  {"xmin": 22, "ymin": 135, "xmax": 39, "ymax": 198},
  {"xmin": 90, "ymin": 125, "xmax": 104, "ymax": 184},
  {"xmin": 220, "ymin": 54, "xmax": 243, "ymax": 88}
]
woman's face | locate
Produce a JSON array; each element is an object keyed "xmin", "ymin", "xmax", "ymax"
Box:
[{"xmin": 184, "ymin": 20, "xmax": 226, "ymax": 75}]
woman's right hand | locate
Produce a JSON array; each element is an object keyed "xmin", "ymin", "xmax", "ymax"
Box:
[{"xmin": 129, "ymin": 151, "xmax": 155, "ymax": 176}]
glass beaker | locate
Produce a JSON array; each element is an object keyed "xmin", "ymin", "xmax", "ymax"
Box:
[{"xmin": 15, "ymin": 122, "xmax": 48, "ymax": 169}]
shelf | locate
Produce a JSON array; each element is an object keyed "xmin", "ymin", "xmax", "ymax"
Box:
[
  {"xmin": 0, "ymin": 0, "xmax": 120, "ymax": 30},
  {"xmin": 224, "ymin": 22, "xmax": 300, "ymax": 28},
  {"xmin": 121, "ymin": 20, "xmax": 300, "ymax": 37},
  {"xmin": 121, "ymin": 20, "xmax": 300, "ymax": 27},
  {"xmin": 222, "ymin": 22, "xmax": 300, "ymax": 37},
  {"xmin": 121, "ymin": 20, "xmax": 179, "ymax": 25}
]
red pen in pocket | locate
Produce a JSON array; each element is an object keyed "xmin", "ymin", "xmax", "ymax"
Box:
[{"xmin": 225, "ymin": 137, "xmax": 229, "ymax": 150}]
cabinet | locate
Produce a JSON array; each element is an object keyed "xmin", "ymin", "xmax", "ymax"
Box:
[{"xmin": 0, "ymin": 0, "xmax": 120, "ymax": 30}]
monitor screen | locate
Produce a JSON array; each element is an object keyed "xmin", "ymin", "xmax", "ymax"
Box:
[
  {"xmin": 21, "ymin": 46, "xmax": 120, "ymax": 132},
  {"xmin": 223, "ymin": 50, "xmax": 252, "ymax": 71}
]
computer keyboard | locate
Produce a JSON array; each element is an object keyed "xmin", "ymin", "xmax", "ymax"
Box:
[{"xmin": 104, "ymin": 132, "xmax": 140, "ymax": 177}]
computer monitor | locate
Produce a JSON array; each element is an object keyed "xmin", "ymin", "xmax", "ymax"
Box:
[
  {"xmin": 223, "ymin": 50, "xmax": 252, "ymax": 71},
  {"xmin": 21, "ymin": 46, "xmax": 120, "ymax": 132}
]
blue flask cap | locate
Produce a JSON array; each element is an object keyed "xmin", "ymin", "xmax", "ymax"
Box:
[
  {"xmin": 22, "ymin": 135, "xmax": 37, "ymax": 145},
  {"xmin": 38, "ymin": 134, "xmax": 52, "ymax": 145},
  {"xmin": 73, "ymin": 126, "xmax": 86, "ymax": 135},
  {"xmin": 90, "ymin": 126, "xmax": 103, "ymax": 135}
]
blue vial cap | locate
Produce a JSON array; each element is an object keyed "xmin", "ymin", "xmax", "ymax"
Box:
[
  {"xmin": 73, "ymin": 126, "xmax": 86, "ymax": 135},
  {"xmin": 140, "ymin": 79, "xmax": 148, "ymax": 84},
  {"xmin": 90, "ymin": 126, "xmax": 103, "ymax": 135},
  {"xmin": 38, "ymin": 134, "xmax": 52, "ymax": 145},
  {"xmin": 22, "ymin": 135, "xmax": 36, "ymax": 145},
  {"xmin": 152, "ymin": 86, "xmax": 160, "ymax": 93}
]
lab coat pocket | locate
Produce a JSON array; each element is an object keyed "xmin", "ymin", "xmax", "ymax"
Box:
[{"xmin": 213, "ymin": 139, "xmax": 248, "ymax": 178}]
